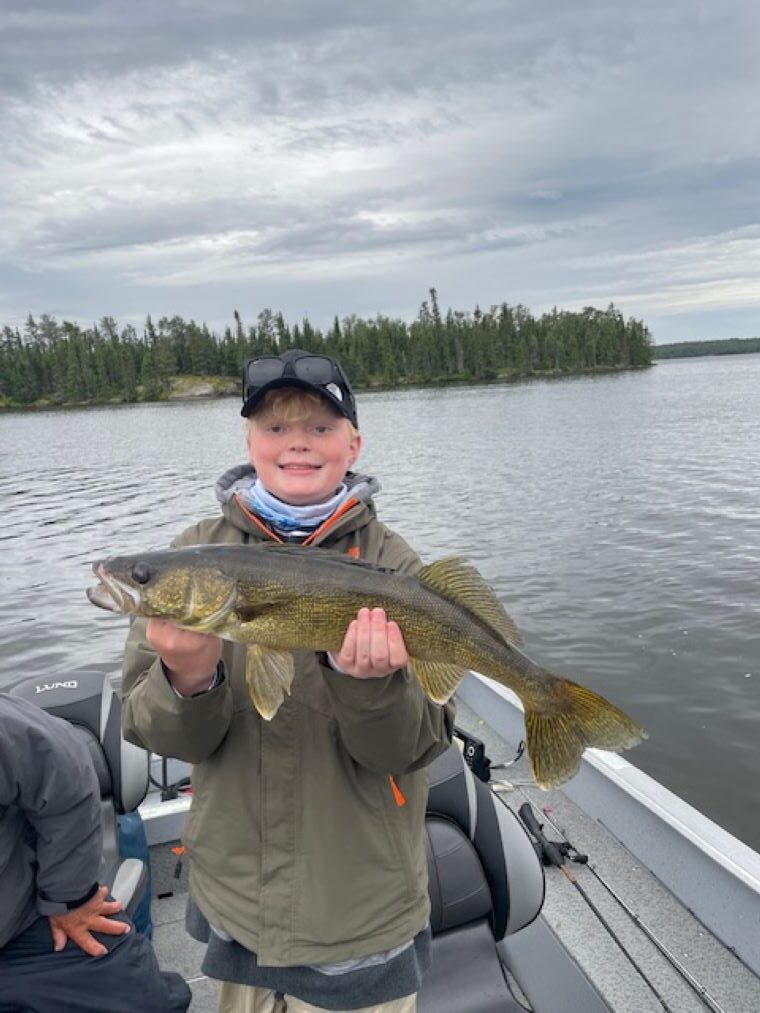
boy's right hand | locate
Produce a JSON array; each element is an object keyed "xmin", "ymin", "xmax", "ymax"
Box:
[{"xmin": 146, "ymin": 618, "xmax": 223, "ymax": 697}]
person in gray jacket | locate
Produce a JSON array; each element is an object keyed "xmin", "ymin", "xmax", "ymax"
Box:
[{"xmin": 0, "ymin": 693, "xmax": 191, "ymax": 1013}]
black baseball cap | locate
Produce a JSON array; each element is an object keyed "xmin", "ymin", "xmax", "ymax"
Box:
[{"xmin": 241, "ymin": 349, "xmax": 359, "ymax": 428}]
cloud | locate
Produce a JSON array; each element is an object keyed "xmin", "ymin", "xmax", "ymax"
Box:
[{"xmin": 1, "ymin": 0, "xmax": 759, "ymax": 340}]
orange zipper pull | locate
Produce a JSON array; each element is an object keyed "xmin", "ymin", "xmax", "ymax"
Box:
[{"xmin": 389, "ymin": 775, "xmax": 407, "ymax": 807}]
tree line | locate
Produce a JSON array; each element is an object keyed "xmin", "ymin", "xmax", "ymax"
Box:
[
  {"xmin": 652, "ymin": 337, "xmax": 760, "ymax": 359},
  {"xmin": 0, "ymin": 290, "xmax": 652, "ymax": 408}
]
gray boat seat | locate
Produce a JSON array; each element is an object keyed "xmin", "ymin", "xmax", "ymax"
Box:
[
  {"xmin": 420, "ymin": 744, "xmax": 545, "ymax": 1012},
  {"xmin": 10, "ymin": 670, "xmax": 151, "ymax": 918}
]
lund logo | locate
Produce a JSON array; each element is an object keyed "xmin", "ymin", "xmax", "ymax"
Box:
[{"xmin": 36, "ymin": 681, "xmax": 78, "ymax": 694}]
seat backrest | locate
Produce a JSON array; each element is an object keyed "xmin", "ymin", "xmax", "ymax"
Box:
[
  {"xmin": 9, "ymin": 670, "xmax": 149, "ymax": 814},
  {"xmin": 426, "ymin": 744, "xmax": 544, "ymax": 941}
]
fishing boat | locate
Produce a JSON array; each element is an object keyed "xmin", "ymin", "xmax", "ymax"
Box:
[{"xmin": 9, "ymin": 669, "xmax": 760, "ymax": 1012}]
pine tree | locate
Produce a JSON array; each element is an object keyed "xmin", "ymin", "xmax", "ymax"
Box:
[{"xmin": 0, "ymin": 296, "xmax": 652, "ymax": 410}]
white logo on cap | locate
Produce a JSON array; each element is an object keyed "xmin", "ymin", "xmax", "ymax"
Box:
[{"xmin": 325, "ymin": 382, "xmax": 343, "ymax": 402}]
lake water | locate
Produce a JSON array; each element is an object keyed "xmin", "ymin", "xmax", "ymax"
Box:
[{"xmin": 1, "ymin": 355, "xmax": 759, "ymax": 848}]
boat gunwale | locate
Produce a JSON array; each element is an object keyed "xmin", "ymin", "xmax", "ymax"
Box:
[{"xmin": 457, "ymin": 671, "xmax": 760, "ymax": 978}]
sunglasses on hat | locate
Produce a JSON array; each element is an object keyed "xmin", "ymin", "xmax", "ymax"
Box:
[{"xmin": 241, "ymin": 351, "xmax": 358, "ymax": 427}]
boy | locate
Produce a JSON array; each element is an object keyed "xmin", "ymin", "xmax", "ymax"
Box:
[{"xmin": 121, "ymin": 349, "xmax": 455, "ymax": 1013}]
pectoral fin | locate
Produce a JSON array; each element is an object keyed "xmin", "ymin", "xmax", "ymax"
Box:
[
  {"xmin": 409, "ymin": 658, "xmax": 468, "ymax": 704},
  {"xmin": 245, "ymin": 646, "xmax": 295, "ymax": 720}
]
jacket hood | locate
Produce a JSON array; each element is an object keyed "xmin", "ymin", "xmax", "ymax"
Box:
[
  {"xmin": 215, "ymin": 463, "xmax": 380, "ymax": 506},
  {"xmin": 214, "ymin": 463, "xmax": 381, "ymax": 539}
]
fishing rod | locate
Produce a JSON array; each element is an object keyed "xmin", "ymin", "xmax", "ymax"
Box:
[
  {"xmin": 510, "ymin": 791, "xmax": 728, "ymax": 1013},
  {"xmin": 456, "ymin": 726, "xmax": 727, "ymax": 1010},
  {"xmin": 512, "ymin": 798, "xmax": 675, "ymax": 1012}
]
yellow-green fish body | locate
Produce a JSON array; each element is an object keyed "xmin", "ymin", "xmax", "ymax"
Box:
[{"xmin": 87, "ymin": 543, "xmax": 645, "ymax": 787}]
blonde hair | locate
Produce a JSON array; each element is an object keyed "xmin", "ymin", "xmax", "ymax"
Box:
[{"xmin": 246, "ymin": 388, "xmax": 359, "ymax": 439}]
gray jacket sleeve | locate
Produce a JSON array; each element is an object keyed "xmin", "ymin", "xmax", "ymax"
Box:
[
  {"xmin": 121, "ymin": 521, "xmax": 234, "ymax": 763},
  {"xmin": 121, "ymin": 620, "xmax": 234, "ymax": 763},
  {"xmin": 0, "ymin": 695, "xmax": 102, "ymax": 920}
]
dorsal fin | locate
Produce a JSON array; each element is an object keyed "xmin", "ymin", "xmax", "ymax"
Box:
[{"xmin": 416, "ymin": 557, "xmax": 522, "ymax": 646}]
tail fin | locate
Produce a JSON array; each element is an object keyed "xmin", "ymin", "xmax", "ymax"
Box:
[{"xmin": 525, "ymin": 678, "xmax": 646, "ymax": 789}]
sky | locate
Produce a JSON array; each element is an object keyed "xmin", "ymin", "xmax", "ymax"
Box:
[{"xmin": 1, "ymin": 1, "xmax": 759, "ymax": 344}]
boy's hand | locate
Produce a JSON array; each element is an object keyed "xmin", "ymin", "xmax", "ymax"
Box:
[
  {"xmin": 146, "ymin": 618, "xmax": 223, "ymax": 696},
  {"xmin": 48, "ymin": 886, "xmax": 130, "ymax": 958},
  {"xmin": 333, "ymin": 607, "xmax": 410, "ymax": 679}
]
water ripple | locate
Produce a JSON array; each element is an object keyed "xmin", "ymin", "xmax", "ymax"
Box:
[{"xmin": 1, "ymin": 357, "xmax": 760, "ymax": 846}]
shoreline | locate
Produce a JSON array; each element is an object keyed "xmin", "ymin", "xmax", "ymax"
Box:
[{"xmin": 0, "ymin": 363, "xmax": 651, "ymax": 414}]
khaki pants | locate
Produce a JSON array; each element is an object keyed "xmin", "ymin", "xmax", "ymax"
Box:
[{"xmin": 219, "ymin": 981, "xmax": 417, "ymax": 1013}]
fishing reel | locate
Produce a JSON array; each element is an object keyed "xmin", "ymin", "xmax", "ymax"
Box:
[{"xmin": 518, "ymin": 804, "xmax": 588, "ymax": 868}]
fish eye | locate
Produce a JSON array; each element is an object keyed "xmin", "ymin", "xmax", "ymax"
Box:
[{"xmin": 131, "ymin": 562, "xmax": 152, "ymax": 585}]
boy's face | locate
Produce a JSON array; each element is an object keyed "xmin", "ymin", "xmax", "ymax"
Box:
[{"xmin": 246, "ymin": 400, "xmax": 361, "ymax": 505}]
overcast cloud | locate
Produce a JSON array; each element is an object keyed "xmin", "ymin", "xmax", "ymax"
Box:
[{"xmin": 1, "ymin": 0, "xmax": 758, "ymax": 341}]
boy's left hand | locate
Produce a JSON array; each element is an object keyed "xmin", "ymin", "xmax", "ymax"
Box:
[{"xmin": 333, "ymin": 607, "xmax": 410, "ymax": 679}]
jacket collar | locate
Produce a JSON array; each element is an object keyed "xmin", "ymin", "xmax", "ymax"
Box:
[{"xmin": 214, "ymin": 463, "xmax": 380, "ymax": 545}]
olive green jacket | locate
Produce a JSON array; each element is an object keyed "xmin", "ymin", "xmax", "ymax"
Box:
[{"xmin": 121, "ymin": 467, "xmax": 454, "ymax": 966}]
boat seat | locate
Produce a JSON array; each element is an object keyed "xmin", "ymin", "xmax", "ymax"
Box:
[
  {"xmin": 419, "ymin": 743, "xmax": 545, "ymax": 1012},
  {"xmin": 10, "ymin": 670, "xmax": 151, "ymax": 923}
]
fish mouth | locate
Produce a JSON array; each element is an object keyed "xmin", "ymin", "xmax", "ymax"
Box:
[{"xmin": 86, "ymin": 562, "xmax": 142, "ymax": 615}]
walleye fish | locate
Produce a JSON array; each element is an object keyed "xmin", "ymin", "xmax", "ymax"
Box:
[{"xmin": 87, "ymin": 543, "xmax": 645, "ymax": 787}]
